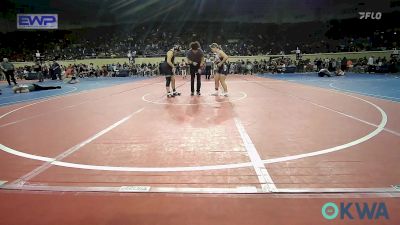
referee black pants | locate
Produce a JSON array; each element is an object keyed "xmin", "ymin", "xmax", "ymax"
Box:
[
  {"xmin": 5, "ymin": 70, "xmax": 17, "ymax": 85},
  {"xmin": 190, "ymin": 65, "xmax": 201, "ymax": 93}
]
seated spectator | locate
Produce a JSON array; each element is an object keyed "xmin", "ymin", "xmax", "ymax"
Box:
[
  {"xmin": 335, "ymin": 68, "xmax": 345, "ymax": 76},
  {"xmin": 64, "ymin": 76, "xmax": 79, "ymax": 84},
  {"xmin": 318, "ymin": 68, "xmax": 332, "ymax": 77},
  {"xmin": 391, "ymin": 48, "xmax": 399, "ymax": 59},
  {"xmin": 346, "ymin": 59, "xmax": 353, "ymax": 72}
]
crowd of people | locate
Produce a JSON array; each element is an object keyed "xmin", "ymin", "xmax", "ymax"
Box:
[
  {"xmin": 1, "ymin": 51, "xmax": 399, "ymax": 96},
  {"xmin": 10, "ymin": 62, "xmax": 163, "ymax": 81},
  {"xmin": 1, "ymin": 17, "xmax": 398, "ymax": 62},
  {"xmin": 1, "ymin": 18, "xmax": 399, "ymax": 88},
  {"xmin": 221, "ymin": 54, "xmax": 399, "ymax": 75},
  {"xmin": 2, "ymin": 52, "xmax": 398, "ymax": 87}
]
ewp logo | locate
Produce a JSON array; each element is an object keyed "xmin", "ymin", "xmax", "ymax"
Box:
[
  {"xmin": 359, "ymin": 12, "xmax": 382, "ymax": 20},
  {"xmin": 17, "ymin": 14, "xmax": 58, "ymax": 29},
  {"xmin": 322, "ymin": 202, "xmax": 389, "ymax": 220}
]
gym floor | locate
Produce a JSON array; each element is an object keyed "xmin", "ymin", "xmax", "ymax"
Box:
[{"xmin": 0, "ymin": 73, "xmax": 399, "ymax": 225}]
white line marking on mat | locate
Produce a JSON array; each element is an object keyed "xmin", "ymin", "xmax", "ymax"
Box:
[
  {"xmin": 8, "ymin": 107, "xmax": 144, "ymax": 186},
  {"xmin": 0, "ymin": 144, "xmax": 54, "ymax": 162},
  {"xmin": 234, "ymin": 117, "xmax": 277, "ymax": 192}
]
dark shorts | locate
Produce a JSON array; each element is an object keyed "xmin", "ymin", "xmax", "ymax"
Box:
[
  {"xmin": 217, "ymin": 64, "xmax": 228, "ymax": 75},
  {"xmin": 160, "ymin": 62, "xmax": 173, "ymax": 76},
  {"xmin": 163, "ymin": 71, "xmax": 173, "ymax": 77}
]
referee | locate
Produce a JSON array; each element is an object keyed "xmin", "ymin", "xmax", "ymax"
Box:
[{"xmin": 186, "ymin": 41, "xmax": 205, "ymax": 96}]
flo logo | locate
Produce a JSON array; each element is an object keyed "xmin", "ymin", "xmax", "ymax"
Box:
[
  {"xmin": 359, "ymin": 12, "xmax": 382, "ymax": 20},
  {"xmin": 321, "ymin": 202, "xmax": 389, "ymax": 220}
]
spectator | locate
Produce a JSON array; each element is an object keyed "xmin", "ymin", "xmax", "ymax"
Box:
[
  {"xmin": 341, "ymin": 57, "xmax": 348, "ymax": 71},
  {"xmin": 295, "ymin": 47, "xmax": 301, "ymax": 60},
  {"xmin": 51, "ymin": 60, "xmax": 62, "ymax": 80},
  {"xmin": 179, "ymin": 59, "xmax": 188, "ymax": 79},
  {"xmin": 205, "ymin": 55, "xmax": 212, "ymax": 80},
  {"xmin": 367, "ymin": 56, "xmax": 375, "ymax": 73},
  {"xmin": 391, "ymin": 48, "xmax": 399, "ymax": 59},
  {"xmin": 0, "ymin": 58, "xmax": 17, "ymax": 86},
  {"xmin": 318, "ymin": 68, "xmax": 332, "ymax": 77},
  {"xmin": 33, "ymin": 61, "xmax": 43, "ymax": 82}
]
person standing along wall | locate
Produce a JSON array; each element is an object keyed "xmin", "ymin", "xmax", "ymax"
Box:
[
  {"xmin": 179, "ymin": 59, "xmax": 187, "ymax": 79},
  {"xmin": 205, "ymin": 55, "xmax": 212, "ymax": 80},
  {"xmin": 51, "ymin": 60, "xmax": 62, "ymax": 80},
  {"xmin": 1, "ymin": 58, "xmax": 17, "ymax": 86},
  {"xmin": 33, "ymin": 61, "xmax": 44, "ymax": 82}
]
